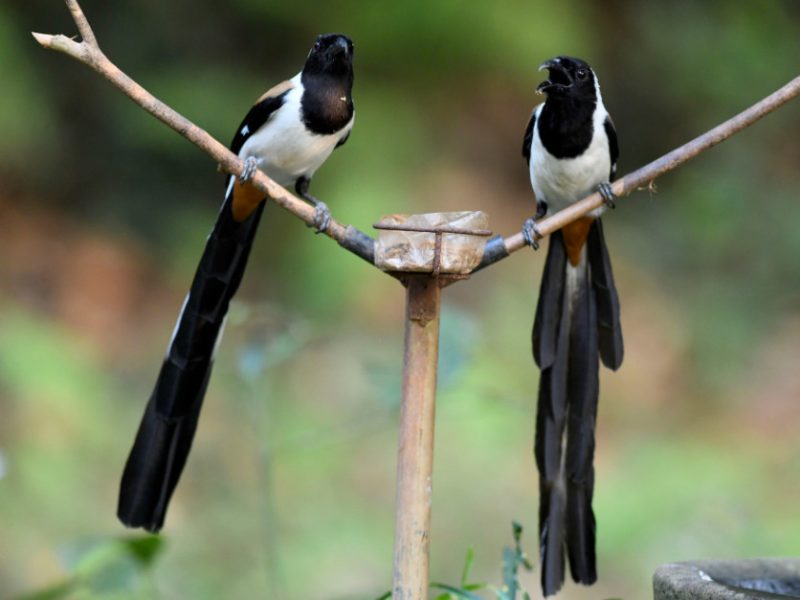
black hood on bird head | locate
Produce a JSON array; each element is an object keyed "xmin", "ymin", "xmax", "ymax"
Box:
[
  {"xmin": 303, "ymin": 33, "xmax": 354, "ymax": 82},
  {"xmin": 536, "ymin": 56, "xmax": 596, "ymax": 103}
]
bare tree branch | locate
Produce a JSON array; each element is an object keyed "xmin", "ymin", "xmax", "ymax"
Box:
[
  {"xmin": 33, "ymin": 1, "xmax": 375, "ymax": 264},
  {"xmin": 34, "ymin": 0, "xmax": 800, "ymax": 276},
  {"xmin": 478, "ymin": 73, "xmax": 800, "ymax": 269}
]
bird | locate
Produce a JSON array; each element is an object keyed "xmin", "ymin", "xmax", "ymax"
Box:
[
  {"xmin": 117, "ymin": 33, "xmax": 355, "ymax": 533},
  {"xmin": 521, "ymin": 56, "xmax": 624, "ymax": 596}
]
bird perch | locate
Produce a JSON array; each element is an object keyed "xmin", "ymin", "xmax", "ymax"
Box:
[{"xmin": 33, "ymin": 0, "xmax": 800, "ymax": 272}]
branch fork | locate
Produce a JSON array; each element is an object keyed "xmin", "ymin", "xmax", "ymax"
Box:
[{"xmin": 33, "ymin": 0, "xmax": 800, "ymax": 273}]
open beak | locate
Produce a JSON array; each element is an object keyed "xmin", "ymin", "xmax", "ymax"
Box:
[{"xmin": 536, "ymin": 58, "xmax": 572, "ymax": 94}]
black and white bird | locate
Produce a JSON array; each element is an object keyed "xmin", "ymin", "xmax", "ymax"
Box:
[
  {"xmin": 118, "ymin": 33, "xmax": 355, "ymax": 532},
  {"xmin": 521, "ymin": 56, "xmax": 624, "ymax": 596}
]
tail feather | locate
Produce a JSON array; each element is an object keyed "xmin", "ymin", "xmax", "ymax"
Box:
[
  {"xmin": 532, "ymin": 230, "xmax": 567, "ymax": 369},
  {"xmin": 118, "ymin": 193, "xmax": 265, "ymax": 532},
  {"xmin": 587, "ymin": 219, "xmax": 623, "ymax": 370},
  {"xmin": 533, "ymin": 220, "xmax": 621, "ymax": 596},
  {"xmin": 534, "ymin": 233, "xmax": 571, "ymax": 597},
  {"xmin": 536, "ymin": 368, "xmax": 568, "ymax": 595},
  {"xmin": 117, "ymin": 368, "xmax": 211, "ymax": 532},
  {"xmin": 564, "ymin": 262, "xmax": 599, "ymax": 584}
]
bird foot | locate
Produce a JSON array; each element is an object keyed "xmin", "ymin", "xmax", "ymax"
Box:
[
  {"xmin": 597, "ymin": 182, "xmax": 616, "ymax": 209},
  {"xmin": 239, "ymin": 156, "xmax": 258, "ymax": 183},
  {"xmin": 312, "ymin": 201, "xmax": 331, "ymax": 233},
  {"xmin": 296, "ymin": 183, "xmax": 332, "ymax": 233},
  {"xmin": 522, "ymin": 217, "xmax": 542, "ymax": 250}
]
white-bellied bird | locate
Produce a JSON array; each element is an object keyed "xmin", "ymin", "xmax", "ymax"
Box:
[
  {"xmin": 522, "ymin": 56, "xmax": 624, "ymax": 597},
  {"xmin": 118, "ymin": 33, "xmax": 355, "ymax": 532}
]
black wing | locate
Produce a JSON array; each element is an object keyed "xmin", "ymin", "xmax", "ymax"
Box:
[
  {"xmin": 603, "ymin": 116, "xmax": 619, "ymax": 180},
  {"xmin": 522, "ymin": 110, "xmax": 536, "ymax": 166},
  {"xmin": 118, "ymin": 189, "xmax": 267, "ymax": 532},
  {"xmin": 229, "ymin": 88, "xmax": 292, "ymax": 156}
]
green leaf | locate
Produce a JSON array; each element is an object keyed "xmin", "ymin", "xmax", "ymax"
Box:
[
  {"xmin": 430, "ymin": 582, "xmax": 485, "ymax": 600},
  {"xmin": 461, "ymin": 546, "xmax": 476, "ymax": 587},
  {"xmin": 464, "ymin": 582, "xmax": 487, "ymax": 591},
  {"xmin": 374, "ymin": 592, "xmax": 392, "ymax": 600},
  {"xmin": 120, "ymin": 535, "xmax": 165, "ymax": 567}
]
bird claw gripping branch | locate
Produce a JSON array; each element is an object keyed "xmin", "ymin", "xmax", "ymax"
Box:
[
  {"xmin": 522, "ymin": 217, "xmax": 543, "ymax": 250},
  {"xmin": 597, "ymin": 182, "xmax": 616, "ymax": 209},
  {"xmin": 312, "ymin": 200, "xmax": 332, "ymax": 233},
  {"xmin": 239, "ymin": 156, "xmax": 259, "ymax": 183}
]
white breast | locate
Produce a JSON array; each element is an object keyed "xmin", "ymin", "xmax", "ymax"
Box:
[
  {"xmin": 529, "ymin": 102, "xmax": 611, "ymax": 218},
  {"xmin": 238, "ymin": 73, "xmax": 354, "ymax": 189}
]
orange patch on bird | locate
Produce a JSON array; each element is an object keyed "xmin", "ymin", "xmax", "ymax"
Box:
[
  {"xmin": 562, "ymin": 217, "xmax": 593, "ymax": 266},
  {"xmin": 231, "ymin": 180, "xmax": 266, "ymax": 222}
]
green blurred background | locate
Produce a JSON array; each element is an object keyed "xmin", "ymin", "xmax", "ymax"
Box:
[{"xmin": 2, "ymin": 1, "xmax": 800, "ymax": 598}]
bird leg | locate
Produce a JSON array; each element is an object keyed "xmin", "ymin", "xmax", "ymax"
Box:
[
  {"xmin": 597, "ymin": 182, "xmax": 616, "ymax": 209},
  {"xmin": 295, "ymin": 177, "xmax": 331, "ymax": 233},
  {"xmin": 534, "ymin": 200, "xmax": 548, "ymax": 220}
]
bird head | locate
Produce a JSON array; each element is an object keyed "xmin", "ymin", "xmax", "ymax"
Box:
[
  {"xmin": 536, "ymin": 56, "xmax": 596, "ymax": 101},
  {"xmin": 304, "ymin": 33, "xmax": 354, "ymax": 77}
]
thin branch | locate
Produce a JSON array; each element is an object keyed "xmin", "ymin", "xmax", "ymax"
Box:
[
  {"xmin": 34, "ymin": 0, "xmax": 800, "ymax": 276},
  {"xmin": 478, "ymin": 73, "xmax": 800, "ymax": 269},
  {"xmin": 33, "ymin": 1, "xmax": 375, "ymax": 264},
  {"xmin": 65, "ymin": 0, "xmax": 97, "ymax": 47}
]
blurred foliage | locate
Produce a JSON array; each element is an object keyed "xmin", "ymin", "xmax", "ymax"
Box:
[
  {"xmin": 14, "ymin": 537, "xmax": 163, "ymax": 600},
  {"xmin": 496, "ymin": 522, "xmax": 533, "ymax": 600},
  {"xmin": 376, "ymin": 522, "xmax": 532, "ymax": 600},
  {"xmin": 1, "ymin": 0, "xmax": 800, "ymax": 599}
]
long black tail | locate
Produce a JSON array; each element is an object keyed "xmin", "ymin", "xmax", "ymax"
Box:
[
  {"xmin": 118, "ymin": 192, "xmax": 266, "ymax": 532},
  {"xmin": 532, "ymin": 219, "xmax": 623, "ymax": 596}
]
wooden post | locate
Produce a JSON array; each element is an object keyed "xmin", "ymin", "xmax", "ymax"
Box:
[{"xmin": 392, "ymin": 275, "xmax": 442, "ymax": 600}]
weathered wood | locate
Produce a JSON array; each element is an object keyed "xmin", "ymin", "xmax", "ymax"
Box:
[{"xmin": 392, "ymin": 276, "xmax": 441, "ymax": 600}]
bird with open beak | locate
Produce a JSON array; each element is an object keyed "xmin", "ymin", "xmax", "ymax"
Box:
[{"xmin": 521, "ymin": 55, "xmax": 624, "ymax": 597}]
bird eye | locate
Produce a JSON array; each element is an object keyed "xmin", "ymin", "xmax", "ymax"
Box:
[
  {"xmin": 576, "ymin": 69, "xmax": 587, "ymax": 80},
  {"xmin": 314, "ymin": 41, "xmax": 322, "ymax": 51}
]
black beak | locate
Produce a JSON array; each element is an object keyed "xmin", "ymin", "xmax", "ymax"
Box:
[
  {"xmin": 330, "ymin": 37, "xmax": 350, "ymax": 57},
  {"xmin": 536, "ymin": 58, "xmax": 572, "ymax": 94}
]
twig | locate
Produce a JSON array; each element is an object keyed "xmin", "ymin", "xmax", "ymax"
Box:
[
  {"xmin": 34, "ymin": 0, "xmax": 800, "ymax": 274},
  {"xmin": 65, "ymin": 0, "xmax": 96, "ymax": 47},
  {"xmin": 32, "ymin": 1, "xmax": 374, "ymax": 265},
  {"xmin": 478, "ymin": 73, "xmax": 800, "ymax": 269}
]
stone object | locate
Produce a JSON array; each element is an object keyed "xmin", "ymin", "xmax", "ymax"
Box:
[{"xmin": 654, "ymin": 559, "xmax": 800, "ymax": 599}]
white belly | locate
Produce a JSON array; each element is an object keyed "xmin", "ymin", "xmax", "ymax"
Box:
[
  {"xmin": 529, "ymin": 105, "xmax": 610, "ymax": 217},
  {"xmin": 239, "ymin": 81, "xmax": 353, "ymax": 189}
]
